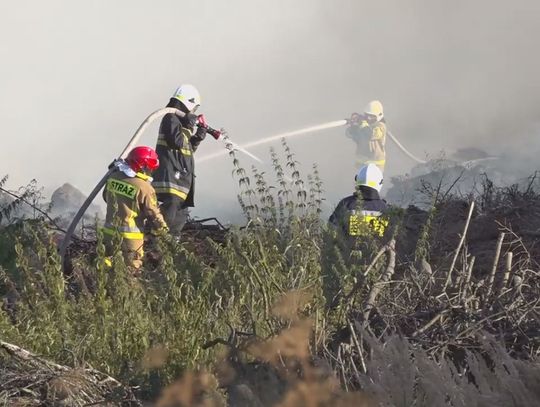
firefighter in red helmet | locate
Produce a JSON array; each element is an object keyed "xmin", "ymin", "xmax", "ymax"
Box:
[{"xmin": 102, "ymin": 146, "xmax": 168, "ymax": 270}]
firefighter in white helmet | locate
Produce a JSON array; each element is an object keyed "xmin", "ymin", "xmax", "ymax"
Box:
[
  {"xmin": 152, "ymin": 84, "xmax": 207, "ymax": 236},
  {"xmin": 329, "ymin": 163, "xmax": 388, "ymax": 237},
  {"xmin": 346, "ymin": 100, "xmax": 387, "ymax": 171}
]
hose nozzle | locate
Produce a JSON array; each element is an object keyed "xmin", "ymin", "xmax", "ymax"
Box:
[
  {"xmin": 197, "ymin": 114, "xmax": 223, "ymax": 140},
  {"xmin": 346, "ymin": 112, "xmax": 363, "ymax": 126}
]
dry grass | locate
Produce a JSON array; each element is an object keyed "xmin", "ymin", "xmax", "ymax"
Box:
[{"xmin": 0, "ymin": 149, "xmax": 539, "ymax": 405}]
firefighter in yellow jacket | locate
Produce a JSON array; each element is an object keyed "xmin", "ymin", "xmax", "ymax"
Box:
[
  {"xmin": 329, "ymin": 163, "xmax": 388, "ymax": 238},
  {"xmin": 346, "ymin": 100, "xmax": 387, "ymax": 171},
  {"xmin": 103, "ymin": 146, "xmax": 168, "ymax": 270}
]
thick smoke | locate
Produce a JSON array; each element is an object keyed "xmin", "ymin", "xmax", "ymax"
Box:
[{"xmin": 1, "ymin": 0, "xmax": 539, "ymax": 221}]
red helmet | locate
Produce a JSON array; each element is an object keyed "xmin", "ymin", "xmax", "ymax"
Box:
[{"xmin": 126, "ymin": 146, "xmax": 159, "ymax": 173}]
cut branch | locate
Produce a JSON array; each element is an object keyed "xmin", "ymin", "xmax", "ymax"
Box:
[{"xmin": 443, "ymin": 201, "xmax": 475, "ymax": 291}]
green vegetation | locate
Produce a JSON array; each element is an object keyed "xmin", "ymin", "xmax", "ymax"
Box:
[{"xmin": 0, "ymin": 147, "xmax": 539, "ymax": 406}]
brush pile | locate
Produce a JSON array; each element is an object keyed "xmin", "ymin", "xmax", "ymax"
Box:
[
  {"xmin": 1, "ymin": 154, "xmax": 539, "ymax": 405},
  {"xmin": 377, "ymin": 192, "xmax": 540, "ymax": 358},
  {"xmin": 0, "ymin": 341, "xmax": 140, "ymax": 406}
]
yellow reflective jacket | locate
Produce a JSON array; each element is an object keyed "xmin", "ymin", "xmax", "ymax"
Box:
[
  {"xmin": 329, "ymin": 187, "xmax": 389, "ymax": 237},
  {"xmin": 103, "ymin": 170, "xmax": 167, "ymax": 240},
  {"xmin": 346, "ymin": 120, "xmax": 387, "ymax": 169}
]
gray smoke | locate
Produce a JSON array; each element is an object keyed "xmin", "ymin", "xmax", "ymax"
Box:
[{"xmin": 1, "ymin": 0, "xmax": 539, "ymax": 221}]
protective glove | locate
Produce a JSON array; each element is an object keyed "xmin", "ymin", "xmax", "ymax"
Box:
[
  {"xmin": 181, "ymin": 112, "xmax": 198, "ymax": 129},
  {"xmin": 191, "ymin": 114, "xmax": 209, "ymax": 142},
  {"xmin": 193, "ymin": 125, "xmax": 207, "ymax": 142},
  {"xmin": 346, "ymin": 112, "xmax": 363, "ymax": 126}
]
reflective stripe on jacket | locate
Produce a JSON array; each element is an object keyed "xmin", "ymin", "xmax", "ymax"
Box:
[
  {"xmin": 152, "ymin": 181, "xmax": 191, "ymax": 200},
  {"xmin": 156, "ymin": 132, "xmax": 193, "ymax": 157},
  {"xmin": 329, "ymin": 187, "xmax": 388, "ymax": 237},
  {"xmin": 152, "ymin": 99, "xmax": 203, "ymax": 207},
  {"xmin": 347, "ymin": 209, "xmax": 388, "ymax": 237},
  {"xmin": 346, "ymin": 121, "xmax": 387, "ymax": 170}
]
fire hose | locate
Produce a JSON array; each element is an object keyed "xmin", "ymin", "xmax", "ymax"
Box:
[
  {"xmin": 198, "ymin": 118, "xmax": 427, "ymax": 165},
  {"xmin": 387, "ymin": 130, "xmax": 426, "ymax": 164},
  {"xmin": 60, "ymin": 112, "xmax": 428, "ymax": 267},
  {"xmin": 59, "ymin": 107, "xmax": 223, "ymax": 269}
]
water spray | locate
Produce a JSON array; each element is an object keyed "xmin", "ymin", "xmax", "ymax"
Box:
[
  {"xmin": 199, "ymin": 120, "xmax": 347, "ymax": 163},
  {"xmin": 59, "ymin": 107, "xmax": 233, "ymax": 269},
  {"xmin": 199, "ymin": 118, "xmax": 428, "ymax": 166},
  {"xmin": 197, "ymin": 114, "xmax": 263, "ymax": 163},
  {"xmin": 59, "ymin": 110, "xmax": 429, "ymax": 270},
  {"xmin": 219, "ymin": 131, "xmax": 264, "ymax": 163}
]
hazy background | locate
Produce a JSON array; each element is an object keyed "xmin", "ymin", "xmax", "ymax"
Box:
[{"xmin": 1, "ymin": 0, "xmax": 539, "ymax": 221}]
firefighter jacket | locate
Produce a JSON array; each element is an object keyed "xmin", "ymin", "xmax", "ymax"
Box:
[
  {"xmin": 152, "ymin": 99, "xmax": 204, "ymax": 207},
  {"xmin": 103, "ymin": 169, "xmax": 167, "ymax": 240},
  {"xmin": 346, "ymin": 120, "xmax": 387, "ymax": 169},
  {"xmin": 329, "ymin": 186, "xmax": 388, "ymax": 237}
]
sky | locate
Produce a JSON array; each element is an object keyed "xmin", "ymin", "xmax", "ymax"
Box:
[{"xmin": 1, "ymin": 0, "xmax": 539, "ymax": 220}]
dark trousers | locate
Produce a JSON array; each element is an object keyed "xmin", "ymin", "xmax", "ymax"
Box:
[{"xmin": 159, "ymin": 194, "xmax": 189, "ymax": 235}]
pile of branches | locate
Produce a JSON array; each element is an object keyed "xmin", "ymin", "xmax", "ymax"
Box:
[
  {"xmin": 180, "ymin": 217, "xmax": 229, "ymax": 258},
  {"xmin": 0, "ymin": 341, "xmax": 140, "ymax": 406},
  {"xmin": 64, "ymin": 218, "xmax": 228, "ymax": 261},
  {"xmin": 63, "ymin": 217, "xmax": 229, "ymax": 282},
  {"xmin": 335, "ymin": 200, "xmax": 539, "ymax": 369}
]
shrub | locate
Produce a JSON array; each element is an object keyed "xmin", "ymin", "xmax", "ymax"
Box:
[{"xmin": 1, "ymin": 145, "xmax": 539, "ymax": 405}]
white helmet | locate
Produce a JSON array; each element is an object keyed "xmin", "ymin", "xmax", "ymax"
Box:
[
  {"xmin": 172, "ymin": 84, "xmax": 201, "ymax": 112},
  {"xmin": 356, "ymin": 163, "xmax": 384, "ymax": 192},
  {"xmin": 364, "ymin": 100, "xmax": 384, "ymax": 121}
]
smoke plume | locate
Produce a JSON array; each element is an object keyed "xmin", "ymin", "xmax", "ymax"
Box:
[{"xmin": 1, "ymin": 0, "xmax": 539, "ymax": 220}]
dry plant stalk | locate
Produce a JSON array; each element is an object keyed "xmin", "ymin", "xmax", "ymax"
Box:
[
  {"xmin": 444, "ymin": 201, "xmax": 475, "ymax": 291},
  {"xmin": 485, "ymin": 233, "xmax": 504, "ymax": 301},
  {"xmin": 485, "ymin": 232, "xmax": 505, "ymax": 302},
  {"xmin": 244, "ymin": 293, "xmax": 375, "ymax": 407},
  {"xmin": 461, "ymin": 255, "xmax": 476, "ymax": 306},
  {"xmin": 412, "ymin": 308, "xmax": 450, "ymax": 337},
  {"xmin": 342, "ymin": 245, "xmax": 388, "ymax": 305},
  {"xmin": 499, "ymin": 251, "xmax": 513, "ymax": 294},
  {"xmin": 1, "ymin": 340, "xmax": 68, "ymax": 372},
  {"xmin": 362, "ymin": 239, "xmax": 396, "ymax": 327},
  {"xmin": 348, "ymin": 321, "xmax": 367, "ymax": 374},
  {"xmin": 0, "ymin": 340, "xmax": 135, "ymax": 406}
]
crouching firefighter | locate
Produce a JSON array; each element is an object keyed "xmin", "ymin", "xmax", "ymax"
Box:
[
  {"xmin": 346, "ymin": 100, "xmax": 387, "ymax": 172},
  {"xmin": 329, "ymin": 163, "xmax": 388, "ymax": 238},
  {"xmin": 103, "ymin": 146, "xmax": 168, "ymax": 270},
  {"xmin": 152, "ymin": 84, "xmax": 208, "ymax": 237}
]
